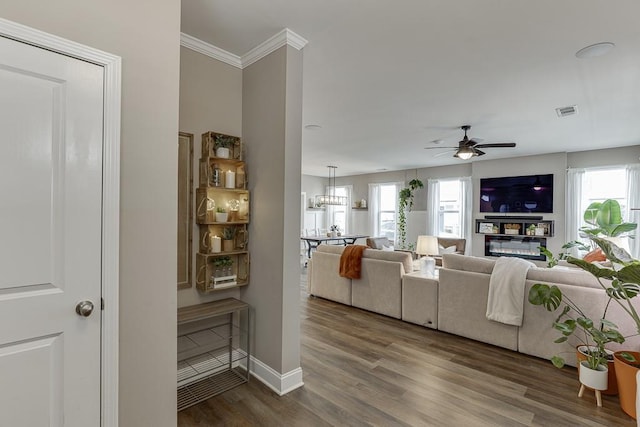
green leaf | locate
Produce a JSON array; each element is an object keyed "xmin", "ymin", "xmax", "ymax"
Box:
[
  {"xmin": 610, "ymin": 281, "xmax": 640, "ymax": 300},
  {"xmin": 620, "ymin": 352, "xmax": 638, "ymax": 363},
  {"xmin": 577, "ymin": 317, "xmax": 594, "ymax": 329},
  {"xmin": 551, "ymin": 356, "xmax": 565, "ymax": 368},
  {"xmin": 583, "ymin": 202, "xmax": 602, "ymax": 226},
  {"xmin": 591, "ymin": 237, "xmax": 634, "ymax": 264},
  {"xmin": 608, "ymin": 223, "xmax": 638, "ymax": 237},
  {"xmin": 596, "ymin": 199, "xmax": 623, "ymax": 228},
  {"xmin": 554, "ymin": 336, "xmax": 568, "ymax": 343},
  {"xmin": 600, "ymin": 318, "xmax": 619, "ymax": 329},
  {"xmin": 528, "ymin": 284, "xmax": 562, "ymax": 311},
  {"xmin": 617, "ymin": 264, "xmax": 640, "ymax": 285},
  {"xmin": 567, "ymin": 257, "xmax": 616, "ymax": 279}
]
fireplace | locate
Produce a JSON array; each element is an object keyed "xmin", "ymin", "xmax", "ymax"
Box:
[{"xmin": 484, "ymin": 235, "xmax": 546, "ymax": 261}]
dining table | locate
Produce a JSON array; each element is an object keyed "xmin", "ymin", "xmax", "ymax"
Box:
[{"xmin": 300, "ymin": 234, "xmax": 369, "ymax": 260}]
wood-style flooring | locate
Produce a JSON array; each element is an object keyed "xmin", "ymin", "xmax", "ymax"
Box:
[{"xmin": 178, "ymin": 271, "xmax": 635, "ymax": 426}]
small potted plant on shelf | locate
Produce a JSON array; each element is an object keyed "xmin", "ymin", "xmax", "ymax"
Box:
[
  {"xmin": 213, "ymin": 134, "xmax": 236, "ymax": 159},
  {"xmin": 213, "ymin": 256, "xmax": 233, "ymax": 278},
  {"xmin": 222, "ymin": 227, "xmax": 235, "ymax": 252},
  {"xmin": 215, "ymin": 206, "xmax": 228, "ymax": 223}
]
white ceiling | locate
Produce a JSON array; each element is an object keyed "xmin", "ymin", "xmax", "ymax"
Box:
[{"xmin": 181, "ymin": 0, "xmax": 640, "ymax": 177}]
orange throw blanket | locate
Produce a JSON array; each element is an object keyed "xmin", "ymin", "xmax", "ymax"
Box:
[{"xmin": 339, "ymin": 245, "xmax": 368, "ymax": 279}]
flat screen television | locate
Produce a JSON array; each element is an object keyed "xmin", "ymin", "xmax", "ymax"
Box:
[{"xmin": 480, "ymin": 174, "xmax": 554, "ymax": 213}]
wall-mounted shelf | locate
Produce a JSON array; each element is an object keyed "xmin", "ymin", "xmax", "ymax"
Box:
[
  {"xmin": 475, "ymin": 218, "xmax": 554, "ymax": 237},
  {"xmin": 195, "ymin": 132, "xmax": 250, "ymax": 294},
  {"xmin": 352, "ymin": 207, "xmax": 368, "ymax": 210}
]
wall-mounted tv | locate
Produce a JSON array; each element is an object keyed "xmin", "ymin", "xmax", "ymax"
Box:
[{"xmin": 480, "ymin": 174, "xmax": 554, "ymax": 213}]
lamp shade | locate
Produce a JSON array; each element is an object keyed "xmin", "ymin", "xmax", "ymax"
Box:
[{"xmin": 415, "ymin": 235, "xmax": 439, "ymax": 256}]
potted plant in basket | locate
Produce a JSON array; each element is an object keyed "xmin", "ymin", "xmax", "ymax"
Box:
[{"xmin": 213, "ymin": 134, "xmax": 236, "ymax": 159}]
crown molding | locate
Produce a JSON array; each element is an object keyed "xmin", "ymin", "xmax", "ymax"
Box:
[
  {"xmin": 180, "ymin": 32, "xmax": 242, "ymax": 69},
  {"xmin": 181, "ymin": 28, "xmax": 308, "ymax": 69},
  {"xmin": 242, "ymin": 28, "xmax": 308, "ymax": 68}
]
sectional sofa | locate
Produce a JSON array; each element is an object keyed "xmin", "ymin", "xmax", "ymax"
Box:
[{"xmin": 308, "ymin": 248, "xmax": 640, "ymax": 367}]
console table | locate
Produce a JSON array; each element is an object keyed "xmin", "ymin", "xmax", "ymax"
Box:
[
  {"xmin": 301, "ymin": 234, "xmax": 368, "ymax": 259},
  {"xmin": 177, "ymin": 298, "xmax": 250, "ymax": 411}
]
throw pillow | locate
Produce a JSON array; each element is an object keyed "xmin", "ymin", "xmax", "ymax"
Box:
[
  {"xmin": 438, "ymin": 244, "xmax": 457, "ymax": 255},
  {"xmin": 381, "ymin": 244, "xmax": 395, "ymax": 252}
]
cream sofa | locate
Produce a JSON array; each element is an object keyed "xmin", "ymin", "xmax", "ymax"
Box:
[
  {"xmin": 438, "ymin": 253, "xmax": 640, "ymax": 366},
  {"xmin": 307, "ymin": 244, "xmax": 413, "ymax": 319}
]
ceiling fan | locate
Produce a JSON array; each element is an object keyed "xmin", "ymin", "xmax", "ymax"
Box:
[{"xmin": 425, "ymin": 125, "xmax": 516, "ymax": 160}]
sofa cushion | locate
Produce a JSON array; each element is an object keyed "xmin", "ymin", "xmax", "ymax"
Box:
[
  {"xmin": 317, "ymin": 244, "xmax": 413, "ymax": 275},
  {"xmin": 366, "ymin": 237, "xmax": 392, "ymax": 249},
  {"xmin": 442, "ymin": 253, "xmax": 495, "ymax": 274}
]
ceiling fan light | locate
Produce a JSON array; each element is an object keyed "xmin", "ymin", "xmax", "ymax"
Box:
[{"xmin": 455, "ymin": 146, "xmax": 476, "ymax": 160}]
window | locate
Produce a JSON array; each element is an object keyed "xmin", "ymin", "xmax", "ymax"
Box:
[
  {"xmin": 567, "ymin": 165, "xmax": 639, "ymax": 258},
  {"xmin": 581, "ymin": 168, "xmax": 628, "ymax": 223},
  {"xmin": 438, "ymin": 180, "xmax": 463, "ymax": 237},
  {"xmin": 368, "ymin": 182, "xmax": 401, "ymax": 243},
  {"xmin": 427, "ymin": 177, "xmax": 472, "ymax": 243},
  {"xmin": 326, "ymin": 186, "xmax": 351, "ymax": 233}
]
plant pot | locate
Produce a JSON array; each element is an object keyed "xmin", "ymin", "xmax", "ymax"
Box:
[
  {"xmin": 614, "ymin": 351, "xmax": 640, "ymax": 419},
  {"xmin": 222, "ymin": 239, "xmax": 234, "ymax": 252},
  {"xmin": 579, "ymin": 361, "xmax": 608, "ymax": 391},
  {"xmin": 576, "ymin": 346, "xmax": 617, "ymax": 395},
  {"xmin": 215, "ymin": 212, "xmax": 228, "ymax": 223},
  {"xmin": 215, "ymin": 147, "xmax": 230, "ymax": 158}
]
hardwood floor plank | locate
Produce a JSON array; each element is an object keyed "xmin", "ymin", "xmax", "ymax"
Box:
[{"xmin": 178, "ymin": 272, "xmax": 636, "ymax": 426}]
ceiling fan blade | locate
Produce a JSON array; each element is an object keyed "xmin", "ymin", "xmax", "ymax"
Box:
[
  {"xmin": 474, "ymin": 142, "xmax": 516, "ymax": 148},
  {"xmin": 433, "ymin": 150, "xmax": 456, "ymax": 158},
  {"xmin": 424, "ymin": 146, "xmax": 458, "ymax": 150},
  {"xmin": 474, "ymin": 148, "xmax": 486, "ymax": 156},
  {"xmin": 469, "ymin": 138, "xmax": 484, "ymax": 144}
]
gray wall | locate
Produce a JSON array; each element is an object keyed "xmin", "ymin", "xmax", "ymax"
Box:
[
  {"xmin": 242, "ymin": 46, "xmax": 303, "ymax": 374},
  {"xmin": 178, "ymin": 46, "xmax": 243, "ymax": 307},
  {"xmin": 1, "ymin": 2, "xmax": 180, "ymax": 425}
]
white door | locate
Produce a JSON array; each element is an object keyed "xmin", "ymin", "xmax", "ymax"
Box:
[{"xmin": 0, "ymin": 34, "xmax": 103, "ymax": 426}]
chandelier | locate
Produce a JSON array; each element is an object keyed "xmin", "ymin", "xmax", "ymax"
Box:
[{"xmin": 315, "ymin": 165, "xmax": 346, "ymax": 206}]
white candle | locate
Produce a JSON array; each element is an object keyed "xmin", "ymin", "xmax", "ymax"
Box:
[
  {"xmin": 211, "ymin": 235, "xmax": 221, "ymax": 253},
  {"xmin": 225, "ymin": 170, "xmax": 235, "ymax": 188}
]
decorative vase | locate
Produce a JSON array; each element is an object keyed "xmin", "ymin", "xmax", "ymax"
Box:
[
  {"xmin": 215, "ymin": 147, "xmax": 230, "ymax": 158},
  {"xmin": 222, "ymin": 239, "xmax": 234, "ymax": 252},
  {"xmin": 579, "ymin": 361, "xmax": 608, "ymax": 391},
  {"xmin": 576, "ymin": 346, "xmax": 617, "ymax": 395},
  {"xmin": 614, "ymin": 351, "xmax": 640, "ymax": 419},
  {"xmin": 215, "ymin": 212, "xmax": 228, "ymax": 223},
  {"xmin": 330, "ymin": 230, "xmax": 337, "ymax": 238}
]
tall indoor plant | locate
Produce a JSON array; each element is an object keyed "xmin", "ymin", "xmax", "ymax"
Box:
[
  {"xmin": 566, "ymin": 237, "xmax": 640, "ymax": 418},
  {"xmin": 398, "ymin": 178, "xmax": 423, "ymax": 249}
]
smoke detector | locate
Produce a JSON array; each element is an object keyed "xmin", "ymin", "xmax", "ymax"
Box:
[{"xmin": 556, "ymin": 105, "xmax": 578, "ymax": 117}]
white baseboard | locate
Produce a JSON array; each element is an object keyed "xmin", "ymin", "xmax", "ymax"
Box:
[{"xmin": 242, "ymin": 356, "xmax": 304, "ymax": 396}]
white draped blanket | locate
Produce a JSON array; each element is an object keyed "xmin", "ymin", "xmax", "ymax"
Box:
[{"xmin": 486, "ymin": 257, "xmax": 535, "ymax": 326}]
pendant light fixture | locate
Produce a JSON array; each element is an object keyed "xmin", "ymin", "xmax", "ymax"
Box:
[{"xmin": 315, "ymin": 165, "xmax": 346, "ymax": 206}]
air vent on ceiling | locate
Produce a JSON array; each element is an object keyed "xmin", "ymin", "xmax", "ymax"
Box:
[{"xmin": 556, "ymin": 105, "xmax": 578, "ymax": 117}]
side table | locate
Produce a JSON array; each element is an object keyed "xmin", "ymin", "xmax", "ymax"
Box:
[{"xmin": 402, "ymin": 271, "xmax": 439, "ymax": 329}]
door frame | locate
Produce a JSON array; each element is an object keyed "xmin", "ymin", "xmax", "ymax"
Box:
[{"xmin": 0, "ymin": 18, "xmax": 121, "ymax": 427}]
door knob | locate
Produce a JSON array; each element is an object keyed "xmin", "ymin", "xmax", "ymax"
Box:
[{"xmin": 75, "ymin": 300, "xmax": 94, "ymax": 317}]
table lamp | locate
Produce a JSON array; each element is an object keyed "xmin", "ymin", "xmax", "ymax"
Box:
[{"xmin": 415, "ymin": 235, "xmax": 439, "ymax": 276}]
